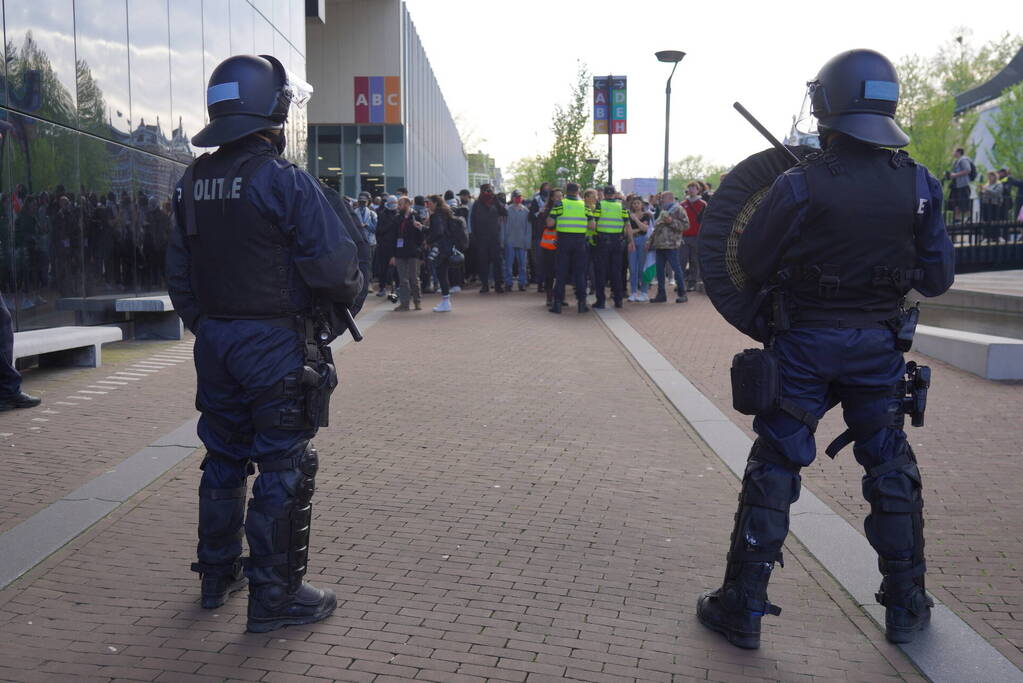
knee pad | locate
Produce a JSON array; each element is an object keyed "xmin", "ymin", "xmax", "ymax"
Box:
[
  {"xmin": 863, "ymin": 442, "xmax": 924, "ymax": 563},
  {"xmin": 728, "ymin": 441, "xmax": 802, "ymax": 566}
]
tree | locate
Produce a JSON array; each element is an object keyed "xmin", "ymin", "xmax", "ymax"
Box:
[
  {"xmin": 905, "ymin": 96, "xmax": 963, "ymax": 177},
  {"xmin": 505, "ymin": 63, "xmax": 602, "ymax": 191},
  {"xmin": 667, "ymin": 155, "xmax": 728, "ymax": 196},
  {"xmin": 989, "ymin": 82, "xmax": 1023, "ymax": 174}
]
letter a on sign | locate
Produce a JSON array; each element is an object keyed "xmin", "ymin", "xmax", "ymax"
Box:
[{"xmin": 354, "ymin": 77, "xmax": 369, "ymax": 123}]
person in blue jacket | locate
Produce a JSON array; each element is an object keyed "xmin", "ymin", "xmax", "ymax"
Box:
[
  {"xmin": 166, "ymin": 54, "xmax": 363, "ymax": 633},
  {"xmin": 697, "ymin": 49, "xmax": 954, "ymax": 649}
]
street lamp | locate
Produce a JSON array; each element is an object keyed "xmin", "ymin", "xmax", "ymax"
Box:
[{"xmin": 656, "ymin": 50, "xmax": 686, "ymax": 192}]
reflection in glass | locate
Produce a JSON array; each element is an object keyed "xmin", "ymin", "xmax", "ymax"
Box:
[
  {"xmin": 128, "ymin": 0, "xmax": 172, "ymax": 156},
  {"xmin": 79, "ymin": 134, "xmax": 134, "ymax": 296},
  {"xmin": 316, "ymin": 126, "xmax": 341, "ymax": 192},
  {"xmin": 75, "ymin": 0, "xmax": 132, "ymax": 140},
  {"xmin": 169, "ymin": 0, "xmax": 204, "ymax": 162},
  {"xmin": 5, "ymin": 111, "xmax": 80, "ymax": 330},
  {"xmin": 230, "ymin": 0, "xmax": 255, "ymax": 56},
  {"xmin": 202, "ymin": 0, "xmax": 231, "ymax": 114},
  {"xmin": 385, "ymin": 125, "xmax": 406, "ymax": 178},
  {"xmin": 132, "ymin": 151, "xmax": 180, "ymax": 293},
  {"xmin": 359, "ymin": 126, "xmax": 385, "ymax": 197},
  {"xmin": 5, "ymin": 0, "xmax": 78, "ymax": 128}
]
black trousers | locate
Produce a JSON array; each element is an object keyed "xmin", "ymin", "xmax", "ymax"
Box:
[
  {"xmin": 592, "ymin": 234, "xmax": 625, "ymax": 305},
  {"xmin": 476, "ymin": 236, "xmax": 503, "ymax": 288},
  {"xmin": 554, "ymin": 234, "xmax": 588, "ymax": 303}
]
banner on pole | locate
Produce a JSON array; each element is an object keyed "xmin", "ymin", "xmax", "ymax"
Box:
[{"xmin": 594, "ymin": 75, "xmax": 626, "ymax": 135}]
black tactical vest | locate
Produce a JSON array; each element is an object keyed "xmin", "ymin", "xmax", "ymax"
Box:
[
  {"xmin": 180, "ymin": 141, "xmax": 299, "ymax": 319},
  {"xmin": 780, "ymin": 141, "xmax": 918, "ymax": 318}
]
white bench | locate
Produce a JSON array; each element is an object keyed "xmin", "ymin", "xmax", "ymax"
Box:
[
  {"xmin": 12, "ymin": 326, "xmax": 124, "ymax": 368},
  {"xmin": 914, "ymin": 324, "xmax": 1023, "ymax": 380},
  {"xmin": 115, "ymin": 295, "xmax": 182, "ymax": 340}
]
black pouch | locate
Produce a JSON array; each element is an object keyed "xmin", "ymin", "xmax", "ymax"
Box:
[
  {"xmin": 731, "ymin": 348, "xmax": 780, "ymax": 416},
  {"xmin": 894, "ymin": 304, "xmax": 920, "ymax": 352},
  {"xmin": 301, "ymin": 362, "xmax": 338, "ymax": 429}
]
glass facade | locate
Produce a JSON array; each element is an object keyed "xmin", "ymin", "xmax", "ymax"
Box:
[
  {"xmin": 0, "ymin": 0, "xmax": 307, "ymax": 331},
  {"xmin": 309, "ymin": 124, "xmax": 406, "ymax": 198}
]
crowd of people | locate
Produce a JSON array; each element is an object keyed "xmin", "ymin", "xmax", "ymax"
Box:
[
  {"xmin": 342, "ymin": 179, "xmax": 717, "ymax": 314},
  {"xmin": 946, "ymin": 147, "xmax": 1023, "ymax": 225}
]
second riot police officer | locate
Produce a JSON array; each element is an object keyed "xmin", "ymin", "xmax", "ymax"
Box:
[
  {"xmin": 167, "ymin": 55, "xmax": 363, "ymax": 633},
  {"xmin": 696, "ymin": 49, "xmax": 954, "ymax": 649}
]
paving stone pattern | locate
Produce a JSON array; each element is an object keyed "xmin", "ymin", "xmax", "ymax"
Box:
[
  {"xmin": 619, "ymin": 288, "xmax": 1023, "ymax": 668},
  {"xmin": 0, "ymin": 338, "xmax": 199, "ymax": 534},
  {"xmin": 0, "ymin": 292, "xmax": 917, "ymax": 681}
]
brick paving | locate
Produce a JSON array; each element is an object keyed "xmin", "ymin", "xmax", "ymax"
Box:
[
  {"xmin": 0, "ymin": 292, "xmax": 920, "ymax": 681},
  {"xmin": 619, "ymin": 286, "xmax": 1023, "ymax": 668},
  {"xmin": 0, "ymin": 337, "xmax": 199, "ymax": 534}
]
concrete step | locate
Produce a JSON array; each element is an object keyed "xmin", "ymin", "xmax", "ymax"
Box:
[{"xmin": 914, "ymin": 324, "xmax": 1023, "ymax": 380}]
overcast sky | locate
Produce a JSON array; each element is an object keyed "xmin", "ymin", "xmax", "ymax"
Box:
[{"xmin": 403, "ymin": 0, "xmax": 1013, "ymax": 184}]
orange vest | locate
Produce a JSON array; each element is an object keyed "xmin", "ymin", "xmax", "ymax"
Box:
[{"xmin": 540, "ymin": 226, "xmax": 557, "ymax": 250}]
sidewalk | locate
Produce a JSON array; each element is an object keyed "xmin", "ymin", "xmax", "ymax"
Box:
[
  {"xmin": 0, "ymin": 293, "xmax": 917, "ymax": 682},
  {"xmin": 619, "ymin": 289, "xmax": 1023, "ymax": 669}
]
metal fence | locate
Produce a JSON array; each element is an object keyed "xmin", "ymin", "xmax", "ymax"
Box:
[{"xmin": 945, "ymin": 219, "xmax": 1023, "ymax": 273}]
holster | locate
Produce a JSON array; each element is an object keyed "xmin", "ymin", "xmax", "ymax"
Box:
[{"xmin": 731, "ymin": 348, "xmax": 818, "ymax": 432}]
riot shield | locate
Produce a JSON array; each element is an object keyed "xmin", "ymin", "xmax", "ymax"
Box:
[{"xmin": 699, "ymin": 146, "xmax": 811, "ymax": 342}]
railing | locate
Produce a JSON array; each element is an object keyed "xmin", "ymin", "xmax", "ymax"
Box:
[{"xmin": 945, "ymin": 219, "xmax": 1023, "ymax": 273}]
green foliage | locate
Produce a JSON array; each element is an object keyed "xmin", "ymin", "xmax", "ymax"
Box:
[
  {"xmin": 667, "ymin": 155, "xmax": 728, "ymax": 196},
  {"xmin": 905, "ymin": 96, "xmax": 963, "ymax": 176},
  {"xmin": 989, "ymin": 83, "xmax": 1023, "ymax": 174},
  {"xmin": 507, "ymin": 63, "xmax": 601, "ymax": 192}
]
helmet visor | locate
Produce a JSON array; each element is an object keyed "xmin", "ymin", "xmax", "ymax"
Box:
[
  {"xmin": 283, "ymin": 70, "xmax": 313, "ymax": 109},
  {"xmin": 793, "ymin": 84, "xmax": 818, "ymax": 137}
]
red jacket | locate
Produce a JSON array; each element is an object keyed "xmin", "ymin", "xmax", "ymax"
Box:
[{"xmin": 682, "ymin": 198, "xmax": 706, "ymax": 237}]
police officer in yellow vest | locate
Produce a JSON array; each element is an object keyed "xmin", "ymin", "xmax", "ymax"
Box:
[
  {"xmin": 548, "ymin": 182, "xmax": 595, "ymax": 314},
  {"xmin": 591, "ymin": 185, "xmax": 631, "ymax": 309}
]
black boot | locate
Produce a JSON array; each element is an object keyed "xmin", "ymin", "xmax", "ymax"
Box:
[
  {"xmin": 592, "ymin": 300, "xmax": 606, "ymax": 310},
  {"xmin": 245, "ymin": 445, "xmax": 337, "ymax": 633},
  {"xmin": 549, "ymin": 300, "xmax": 562, "ymax": 314},
  {"xmin": 877, "ymin": 559, "xmax": 933, "ymax": 643},
  {"xmin": 191, "ymin": 560, "xmax": 247, "ymax": 609},
  {"xmin": 0, "ymin": 392, "xmax": 41, "ymax": 411},
  {"xmin": 697, "ymin": 562, "xmax": 779, "ymax": 649},
  {"xmin": 697, "ymin": 441, "xmax": 799, "ymax": 649},
  {"xmin": 192, "ymin": 459, "xmax": 248, "ymax": 609},
  {"xmin": 577, "ymin": 300, "xmax": 589, "ymax": 313},
  {"xmin": 650, "ymin": 291, "xmax": 667, "ymax": 303}
]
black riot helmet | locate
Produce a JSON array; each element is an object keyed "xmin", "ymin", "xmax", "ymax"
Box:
[
  {"xmin": 192, "ymin": 54, "xmax": 311, "ymax": 148},
  {"xmin": 806, "ymin": 49, "xmax": 909, "ymax": 148}
]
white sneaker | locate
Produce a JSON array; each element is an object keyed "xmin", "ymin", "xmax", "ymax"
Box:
[
  {"xmin": 449, "ymin": 286, "xmax": 461, "ymax": 293},
  {"xmin": 637, "ymin": 292, "xmax": 649, "ymax": 302},
  {"xmin": 627, "ymin": 293, "xmax": 637, "ymax": 302},
  {"xmin": 433, "ymin": 296, "xmax": 452, "ymax": 313}
]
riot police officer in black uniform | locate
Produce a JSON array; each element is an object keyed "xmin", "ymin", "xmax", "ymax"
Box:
[
  {"xmin": 166, "ymin": 55, "xmax": 363, "ymax": 633},
  {"xmin": 697, "ymin": 50, "xmax": 954, "ymax": 648}
]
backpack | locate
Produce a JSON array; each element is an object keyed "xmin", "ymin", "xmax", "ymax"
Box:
[
  {"xmin": 968, "ymin": 158, "xmax": 978, "ymax": 182},
  {"xmin": 448, "ymin": 215, "xmax": 469, "ymax": 250}
]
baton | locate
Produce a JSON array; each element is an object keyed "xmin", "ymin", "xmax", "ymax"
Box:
[
  {"xmin": 733, "ymin": 102, "xmax": 801, "ymax": 164},
  {"xmin": 342, "ymin": 306, "xmax": 363, "ymax": 342}
]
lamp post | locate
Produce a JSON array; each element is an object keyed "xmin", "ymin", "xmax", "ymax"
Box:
[{"xmin": 655, "ymin": 50, "xmax": 685, "ymax": 192}]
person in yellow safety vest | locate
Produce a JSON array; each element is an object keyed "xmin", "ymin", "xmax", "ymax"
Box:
[
  {"xmin": 591, "ymin": 185, "xmax": 632, "ymax": 308},
  {"xmin": 548, "ymin": 182, "xmax": 596, "ymax": 314}
]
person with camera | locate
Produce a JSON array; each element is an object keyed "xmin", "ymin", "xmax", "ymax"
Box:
[
  {"xmin": 696, "ymin": 49, "xmax": 954, "ymax": 650},
  {"xmin": 426, "ymin": 195, "xmax": 468, "ymax": 313},
  {"xmin": 389, "ymin": 196, "xmax": 425, "ymax": 311},
  {"xmin": 166, "ymin": 55, "xmax": 364, "ymax": 633}
]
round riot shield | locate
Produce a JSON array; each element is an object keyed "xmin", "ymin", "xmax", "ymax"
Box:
[{"xmin": 699, "ymin": 146, "xmax": 811, "ymax": 342}]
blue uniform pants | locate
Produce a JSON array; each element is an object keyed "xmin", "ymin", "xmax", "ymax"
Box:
[
  {"xmin": 554, "ymin": 234, "xmax": 588, "ymax": 304},
  {"xmin": 193, "ymin": 319, "xmax": 317, "ymax": 575},
  {"xmin": 751, "ymin": 328, "xmax": 923, "ymax": 564},
  {"xmin": 0, "ymin": 294, "xmax": 21, "ymax": 397},
  {"xmin": 592, "ymin": 234, "xmax": 625, "ymax": 305}
]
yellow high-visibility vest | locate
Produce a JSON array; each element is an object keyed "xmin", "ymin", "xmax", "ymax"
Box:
[{"xmin": 596, "ymin": 199, "xmax": 627, "ymax": 233}]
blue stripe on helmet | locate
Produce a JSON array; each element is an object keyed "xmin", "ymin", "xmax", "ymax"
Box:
[
  {"xmin": 207, "ymin": 82, "xmax": 240, "ymax": 106},
  {"xmin": 864, "ymin": 80, "xmax": 899, "ymax": 102}
]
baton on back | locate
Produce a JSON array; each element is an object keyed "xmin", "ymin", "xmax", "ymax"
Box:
[
  {"xmin": 342, "ymin": 306, "xmax": 363, "ymax": 342},
  {"xmin": 733, "ymin": 102, "xmax": 802, "ymax": 165}
]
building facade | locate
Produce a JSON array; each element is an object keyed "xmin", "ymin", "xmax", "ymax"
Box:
[
  {"xmin": 305, "ymin": 0, "xmax": 466, "ymax": 198},
  {"xmin": 1, "ymin": 0, "xmax": 308, "ymax": 332}
]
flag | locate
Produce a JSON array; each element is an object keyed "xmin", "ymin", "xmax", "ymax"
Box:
[{"xmin": 641, "ymin": 251, "xmax": 657, "ymax": 285}]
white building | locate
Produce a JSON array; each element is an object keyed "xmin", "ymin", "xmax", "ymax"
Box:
[{"xmin": 305, "ymin": 0, "xmax": 467, "ymax": 197}]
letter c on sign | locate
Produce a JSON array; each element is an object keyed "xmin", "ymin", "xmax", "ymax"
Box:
[{"xmin": 387, "ymin": 93, "xmax": 399, "ymax": 106}]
